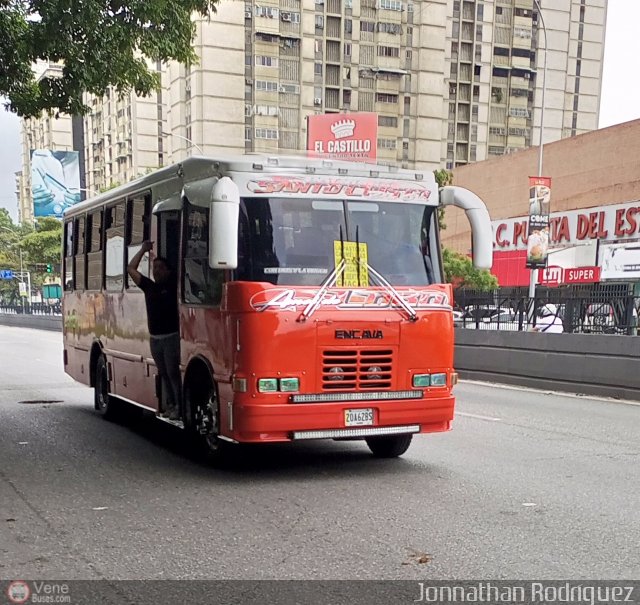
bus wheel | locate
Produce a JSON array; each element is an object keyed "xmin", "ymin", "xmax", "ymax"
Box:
[
  {"xmin": 185, "ymin": 375, "xmax": 227, "ymax": 464},
  {"xmin": 94, "ymin": 355, "xmax": 117, "ymax": 419},
  {"xmin": 365, "ymin": 434, "xmax": 413, "ymax": 458}
]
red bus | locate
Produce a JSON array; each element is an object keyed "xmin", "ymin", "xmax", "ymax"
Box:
[{"xmin": 62, "ymin": 155, "xmax": 492, "ymax": 461}]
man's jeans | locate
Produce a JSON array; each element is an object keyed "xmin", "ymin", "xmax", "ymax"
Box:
[{"xmin": 150, "ymin": 332, "xmax": 182, "ymax": 414}]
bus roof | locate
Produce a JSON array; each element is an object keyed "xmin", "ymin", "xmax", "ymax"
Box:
[{"xmin": 64, "ymin": 154, "xmax": 438, "ymax": 218}]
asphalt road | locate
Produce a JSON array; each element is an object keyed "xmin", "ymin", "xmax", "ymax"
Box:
[{"xmin": 1, "ymin": 325, "xmax": 639, "ymax": 581}]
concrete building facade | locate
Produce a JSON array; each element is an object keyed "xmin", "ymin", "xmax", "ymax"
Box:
[
  {"xmin": 444, "ymin": 0, "xmax": 606, "ymax": 169},
  {"xmin": 83, "ymin": 62, "xmax": 167, "ymax": 193},
  {"xmin": 442, "ymin": 119, "xmax": 640, "ymax": 287}
]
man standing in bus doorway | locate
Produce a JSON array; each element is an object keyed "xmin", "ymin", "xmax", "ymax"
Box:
[{"xmin": 127, "ymin": 241, "xmax": 182, "ymax": 421}]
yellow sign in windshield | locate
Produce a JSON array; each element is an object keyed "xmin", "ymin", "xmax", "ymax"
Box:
[{"xmin": 334, "ymin": 241, "xmax": 369, "ymax": 287}]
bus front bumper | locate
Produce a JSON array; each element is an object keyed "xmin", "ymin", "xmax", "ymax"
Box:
[{"xmin": 224, "ymin": 395, "xmax": 455, "ymax": 443}]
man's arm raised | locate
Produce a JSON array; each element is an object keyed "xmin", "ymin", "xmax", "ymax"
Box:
[{"xmin": 127, "ymin": 240, "xmax": 154, "ymax": 286}]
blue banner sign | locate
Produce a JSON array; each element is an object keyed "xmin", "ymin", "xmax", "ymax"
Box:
[{"xmin": 0, "ymin": 270, "xmax": 15, "ymax": 279}]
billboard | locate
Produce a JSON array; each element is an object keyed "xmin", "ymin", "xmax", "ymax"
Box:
[
  {"xmin": 526, "ymin": 176, "xmax": 551, "ymax": 268},
  {"xmin": 600, "ymin": 242, "xmax": 640, "ymax": 280},
  {"xmin": 307, "ymin": 112, "xmax": 378, "ymax": 161},
  {"xmin": 31, "ymin": 149, "xmax": 81, "ymax": 218}
]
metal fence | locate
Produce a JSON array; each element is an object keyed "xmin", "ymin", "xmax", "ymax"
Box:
[
  {"xmin": 0, "ymin": 303, "xmax": 62, "ymax": 316},
  {"xmin": 454, "ymin": 283, "xmax": 639, "ymax": 335}
]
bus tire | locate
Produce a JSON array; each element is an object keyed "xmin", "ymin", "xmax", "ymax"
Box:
[
  {"xmin": 94, "ymin": 355, "xmax": 118, "ymax": 420},
  {"xmin": 365, "ymin": 434, "xmax": 413, "ymax": 458},
  {"xmin": 184, "ymin": 373, "xmax": 228, "ymax": 465}
]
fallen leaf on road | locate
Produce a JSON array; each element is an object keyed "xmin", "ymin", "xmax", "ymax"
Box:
[{"xmin": 404, "ymin": 549, "xmax": 433, "ymax": 565}]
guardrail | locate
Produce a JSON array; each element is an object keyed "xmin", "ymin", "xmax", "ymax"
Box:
[
  {"xmin": 455, "ymin": 329, "xmax": 640, "ymax": 401},
  {"xmin": 0, "ymin": 303, "xmax": 62, "ymax": 316},
  {"xmin": 454, "ymin": 285, "xmax": 639, "ymax": 336}
]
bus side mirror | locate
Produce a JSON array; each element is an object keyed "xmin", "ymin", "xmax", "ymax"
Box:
[
  {"xmin": 439, "ymin": 185, "xmax": 493, "ymax": 270},
  {"xmin": 209, "ymin": 177, "xmax": 240, "ymax": 269}
]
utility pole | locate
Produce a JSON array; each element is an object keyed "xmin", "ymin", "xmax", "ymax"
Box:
[{"xmin": 528, "ymin": 0, "xmax": 548, "ymax": 317}]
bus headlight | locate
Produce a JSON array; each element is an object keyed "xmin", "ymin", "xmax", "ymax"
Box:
[
  {"xmin": 279, "ymin": 377, "xmax": 300, "ymax": 392},
  {"xmin": 257, "ymin": 378, "xmax": 278, "ymax": 393},
  {"xmin": 430, "ymin": 373, "xmax": 447, "ymax": 387},
  {"xmin": 412, "ymin": 374, "xmax": 431, "ymax": 387}
]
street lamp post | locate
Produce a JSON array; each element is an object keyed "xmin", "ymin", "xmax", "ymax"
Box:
[
  {"xmin": 70, "ymin": 187, "xmax": 100, "ymax": 197},
  {"xmin": 161, "ymin": 131, "xmax": 204, "ymax": 155},
  {"xmin": 528, "ymin": 0, "xmax": 548, "ymax": 304}
]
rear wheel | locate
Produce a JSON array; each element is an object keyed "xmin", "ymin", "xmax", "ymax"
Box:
[
  {"xmin": 365, "ymin": 434, "xmax": 413, "ymax": 458},
  {"xmin": 94, "ymin": 355, "xmax": 118, "ymax": 420},
  {"xmin": 185, "ymin": 374, "xmax": 229, "ymax": 465}
]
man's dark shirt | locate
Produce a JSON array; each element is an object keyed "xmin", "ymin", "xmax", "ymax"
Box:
[{"xmin": 138, "ymin": 275, "xmax": 179, "ymax": 336}]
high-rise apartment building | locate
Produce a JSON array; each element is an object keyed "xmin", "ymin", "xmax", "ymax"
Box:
[
  {"xmin": 444, "ymin": 0, "xmax": 606, "ymax": 168},
  {"xmin": 164, "ymin": 0, "xmax": 450, "ymax": 168},
  {"xmin": 18, "ymin": 0, "xmax": 607, "ymax": 218},
  {"xmin": 83, "ymin": 62, "xmax": 167, "ymax": 193},
  {"xmin": 165, "ymin": 0, "xmax": 606, "ymax": 170}
]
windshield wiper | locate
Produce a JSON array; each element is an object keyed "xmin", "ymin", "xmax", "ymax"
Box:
[
  {"xmin": 362, "ymin": 260, "xmax": 418, "ymax": 322},
  {"xmin": 298, "ymin": 225, "xmax": 347, "ymax": 323},
  {"xmin": 298, "ymin": 225, "xmax": 418, "ymax": 323}
]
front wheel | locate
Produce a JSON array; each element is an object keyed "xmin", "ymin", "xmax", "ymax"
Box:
[
  {"xmin": 184, "ymin": 375, "xmax": 229, "ymax": 465},
  {"xmin": 365, "ymin": 434, "xmax": 413, "ymax": 458},
  {"xmin": 94, "ymin": 355, "xmax": 118, "ymax": 420}
]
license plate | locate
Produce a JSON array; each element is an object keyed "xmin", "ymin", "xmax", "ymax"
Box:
[{"xmin": 344, "ymin": 408, "xmax": 374, "ymax": 427}]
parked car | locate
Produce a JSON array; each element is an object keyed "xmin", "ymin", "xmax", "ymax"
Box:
[
  {"xmin": 462, "ymin": 305, "xmax": 500, "ymax": 322},
  {"xmin": 583, "ymin": 302, "xmax": 638, "ymax": 334},
  {"xmin": 482, "ymin": 309, "xmax": 517, "ymax": 324}
]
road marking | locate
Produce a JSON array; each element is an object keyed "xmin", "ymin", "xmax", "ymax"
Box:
[
  {"xmin": 455, "ymin": 412, "xmax": 501, "ymax": 422},
  {"xmin": 459, "ymin": 379, "xmax": 640, "ymax": 408}
]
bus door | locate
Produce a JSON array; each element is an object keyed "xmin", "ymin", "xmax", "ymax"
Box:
[{"xmin": 157, "ymin": 210, "xmax": 181, "ymax": 274}]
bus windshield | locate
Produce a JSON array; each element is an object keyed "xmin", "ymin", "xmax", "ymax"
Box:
[{"xmin": 236, "ymin": 197, "xmax": 441, "ymax": 287}]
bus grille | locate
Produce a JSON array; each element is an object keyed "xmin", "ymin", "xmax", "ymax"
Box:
[{"xmin": 322, "ymin": 349, "xmax": 393, "ymax": 391}]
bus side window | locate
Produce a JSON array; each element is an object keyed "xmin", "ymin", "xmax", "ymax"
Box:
[
  {"xmin": 105, "ymin": 202, "xmax": 126, "ymax": 291},
  {"xmin": 86, "ymin": 211, "xmax": 103, "ymax": 291},
  {"xmin": 126, "ymin": 195, "xmax": 151, "ymax": 289},
  {"xmin": 64, "ymin": 220, "xmax": 74, "ymax": 291},
  {"xmin": 183, "ymin": 202, "xmax": 224, "ymax": 306},
  {"xmin": 74, "ymin": 216, "xmax": 86, "ymax": 291}
]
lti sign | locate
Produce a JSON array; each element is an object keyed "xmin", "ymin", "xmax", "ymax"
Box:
[{"xmin": 538, "ymin": 266, "xmax": 601, "ymax": 286}]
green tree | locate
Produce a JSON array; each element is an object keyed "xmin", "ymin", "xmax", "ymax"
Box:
[
  {"xmin": 434, "ymin": 168, "xmax": 453, "ymax": 231},
  {"xmin": 0, "ymin": 210, "xmax": 25, "ymax": 303},
  {"xmin": 1, "ymin": 0, "xmax": 217, "ymax": 117},
  {"xmin": 442, "ymin": 248, "xmax": 498, "ymax": 291},
  {"xmin": 0, "ymin": 215, "xmax": 63, "ymax": 303},
  {"xmin": 20, "ymin": 218, "xmax": 63, "ymax": 266}
]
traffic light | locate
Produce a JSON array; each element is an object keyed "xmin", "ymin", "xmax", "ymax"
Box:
[{"xmin": 46, "ymin": 263, "xmax": 53, "ymax": 273}]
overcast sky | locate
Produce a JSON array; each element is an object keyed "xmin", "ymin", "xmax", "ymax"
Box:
[{"xmin": 0, "ymin": 0, "xmax": 638, "ymax": 222}]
